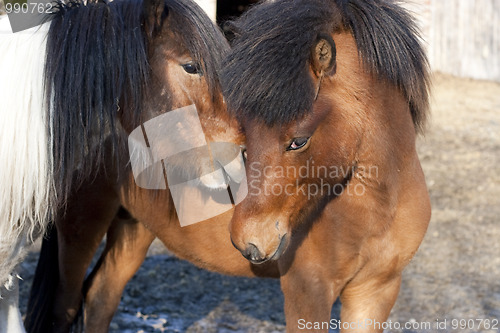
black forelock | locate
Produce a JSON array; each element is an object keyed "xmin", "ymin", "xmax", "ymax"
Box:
[
  {"xmin": 221, "ymin": 0, "xmax": 430, "ymax": 131},
  {"xmin": 221, "ymin": 0, "xmax": 341, "ymax": 126}
]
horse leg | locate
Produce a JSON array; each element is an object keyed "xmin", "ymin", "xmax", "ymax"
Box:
[
  {"xmin": 279, "ymin": 237, "xmax": 402, "ymax": 333},
  {"xmin": 52, "ymin": 185, "xmax": 119, "ymax": 333},
  {"xmin": 279, "ymin": 264, "xmax": 338, "ymax": 333},
  {"xmin": 339, "ymin": 275, "xmax": 402, "ymax": 333},
  {"xmin": 277, "ymin": 218, "xmax": 366, "ymax": 333},
  {"xmin": 83, "ymin": 209, "xmax": 155, "ymax": 333},
  {"xmin": 0, "ymin": 276, "xmax": 25, "ymax": 333}
]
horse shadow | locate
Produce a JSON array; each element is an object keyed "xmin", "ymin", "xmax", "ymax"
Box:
[
  {"xmin": 114, "ymin": 254, "xmax": 342, "ymax": 332},
  {"xmin": 17, "ymin": 246, "xmax": 342, "ymax": 332}
]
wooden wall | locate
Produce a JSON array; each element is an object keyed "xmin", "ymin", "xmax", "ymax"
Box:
[{"xmin": 404, "ymin": 0, "xmax": 500, "ymax": 82}]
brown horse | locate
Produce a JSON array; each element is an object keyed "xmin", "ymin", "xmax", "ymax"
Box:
[
  {"xmin": 221, "ymin": 0, "xmax": 431, "ymax": 332},
  {"xmin": 28, "ymin": 0, "xmax": 431, "ymax": 332},
  {"xmin": 25, "ymin": 0, "xmax": 274, "ymax": 332}
]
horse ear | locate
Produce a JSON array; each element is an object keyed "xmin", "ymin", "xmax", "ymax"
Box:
[
  {"xmin": 310, "ymin": 34, "xmax": 336, "ymax": 77},
  {"xmin": 142, "ymin": 0, "xmax": 168, "ymax": 38}
]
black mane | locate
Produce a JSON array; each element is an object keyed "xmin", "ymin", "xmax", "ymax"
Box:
[
  {"xmin": 221, "ymin": 0, "xmax": 430, "ymax": 131},
  {"xmin": 45, "ymin": 0, "xmax": 228, "ymax": 201}
]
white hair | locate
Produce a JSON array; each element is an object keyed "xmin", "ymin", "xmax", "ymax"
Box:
[{"xmin": 0, "ymin": 17, "xmax": 55, "ymax": 288}]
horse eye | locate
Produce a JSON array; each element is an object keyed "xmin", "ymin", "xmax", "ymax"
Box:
[
  {"xmin": 286, "ymin": 137, "xmax": 310, "ymax": 151},
  {"xmin": 181, "ymin": 62, "xmax": 202, "ymax": 75}
]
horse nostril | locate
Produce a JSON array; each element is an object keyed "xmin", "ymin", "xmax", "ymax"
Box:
[{"xmin": 242, "ymin": 243, "xmax": 265, "ymax": 263}]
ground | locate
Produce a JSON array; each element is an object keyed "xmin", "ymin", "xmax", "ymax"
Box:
[{"xmin": 18, "ymin": 73, "xmax": 500, "ymax": 332}]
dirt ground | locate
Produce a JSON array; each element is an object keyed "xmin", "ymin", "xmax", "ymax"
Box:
[{"xmin": 18, "ymin": 73, "xmax": 500, "ymax": 332}]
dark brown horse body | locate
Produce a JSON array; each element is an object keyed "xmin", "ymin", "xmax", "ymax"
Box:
[
  {"xmin": 221, "ymin": 0, "xmax": 431, "ymax": 332},
  {"xmin": 27, "ymin": 1, "xmax": 430, "ymax": 332},
  {"xmin": 50, "ymin": 167, "xmax": 276, "ymax": 333}
]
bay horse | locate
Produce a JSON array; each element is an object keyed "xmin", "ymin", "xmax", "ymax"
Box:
[
  {"xmin": 0, "ymin": 0, "xmax": 249, "ymax": 331},
  {"xmin": 220, "ymin": 0, "xmax": 431, "ymax": 332}
]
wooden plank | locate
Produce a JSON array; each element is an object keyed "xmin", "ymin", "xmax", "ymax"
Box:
[{"xmin": 411, "ymin": 0, "xmax": 500, "ymax": 82}]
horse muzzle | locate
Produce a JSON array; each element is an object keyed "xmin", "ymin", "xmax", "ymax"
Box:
[{"xmin": 233, "ymin": 232, "xmax": 290, "ymax": 264}]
